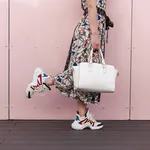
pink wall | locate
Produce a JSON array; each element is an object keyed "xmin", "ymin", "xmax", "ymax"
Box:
[
  {"xmin": 0, "ymin": 0, "xmax": 8, "ymax": 119},
  {"xmin": 9, "ymin": 0, "xmax": 131, "ymax": 120},
  {"xmin": 131, "ymin": 0, "xmax": 150, "ymax": 120},
  {"xmin": 0, "ymin": 0, "xmax": 149, "ymax": 120},
  {"xmin": 10, "ymin": 0, "xmax": 83, "ymax": 120}
]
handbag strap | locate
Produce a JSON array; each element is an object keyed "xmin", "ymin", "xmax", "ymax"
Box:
[{"xmin": 89, "ymin": 48, "xmax": 106, "ymax": 65}]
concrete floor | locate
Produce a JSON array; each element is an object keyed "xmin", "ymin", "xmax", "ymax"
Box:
[{"xmin": 0, "ymin": 120, "xmax": 150, "ymax": 150}]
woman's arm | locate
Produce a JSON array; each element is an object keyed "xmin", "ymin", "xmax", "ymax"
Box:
[
  {"xmin": 87, "ymin": 0, "xmax": 98, "ymax": 35},
  {"xmin": 87, "ymin": 0, "xmax": 100, "ymax": 50}
]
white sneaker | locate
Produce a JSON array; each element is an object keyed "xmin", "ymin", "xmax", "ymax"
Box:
[
  {"xmin": 71, "ymin": 109, "xmax": 103, "ymax": 130},
  {"xmin": 26, "ymin": 68, "xmax": 51, "ymax": 98}
]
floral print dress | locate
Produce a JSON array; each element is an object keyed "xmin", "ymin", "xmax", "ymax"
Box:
[{"xmin": 53, "ymin": 0, "xmax": 107, "ymax": 104}]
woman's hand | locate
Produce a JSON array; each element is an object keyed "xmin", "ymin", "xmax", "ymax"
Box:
[{"xmin": 91, "ymin": 33, "xmax": 101, "ymax": 51}]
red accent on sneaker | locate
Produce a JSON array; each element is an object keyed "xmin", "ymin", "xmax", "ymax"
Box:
[
  {"xmin": 37, "ymin": 74, "xmax": 42, "ymax": 85},
  {"xmin": 79, "ymin": 118, "xmax": 95, "ymax": 127},
  {"xmin": 79, "ymin": 118, "xmax": 88, "ymax": 125},
  {"xmin": 30, "ymin": 74, "xmax": 43, "ymax": 90},
  {"xmin": 30, "ymin": 85, "xmax": 39, "ymax": 90},
  {"xmin": 89, "ymin": 120, "xmax": 95, "ymax": 127}
]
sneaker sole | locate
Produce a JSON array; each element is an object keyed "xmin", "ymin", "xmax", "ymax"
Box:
[
  {"xmin": 71, "ymin": 123, "xmax": 89, "ymax": 130},
  {"xmin": 71, "ymin": 123, "xmax": 104, "ymax": 130},
  {"xmin": 90, "ymin": 124, "xmax": 104, "ymax": 130}
]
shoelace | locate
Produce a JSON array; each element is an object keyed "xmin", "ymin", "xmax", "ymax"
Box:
[{"xmin": 87, "ymin": 113, "xmax": 97, "ymax": 123}]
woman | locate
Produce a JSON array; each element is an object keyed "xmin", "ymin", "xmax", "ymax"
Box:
[{"xmin": 26, "ymin": 0, "xmax": 106, "ymax": 130}]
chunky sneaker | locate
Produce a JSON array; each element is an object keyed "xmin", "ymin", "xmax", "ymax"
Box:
[
  {"xmin": 26, "ymin": 68, "xmax": 51, "ymax": 98},
  {"xmin": 71, "ymin": 108, "xmax": 103, "ymax": 130}
]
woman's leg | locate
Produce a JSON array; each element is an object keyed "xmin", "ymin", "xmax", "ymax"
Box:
[
  {"xmin": 77, "ymin": 100, "xmax": 87, "ymax": 116},
  {"xmin": 45, "ymin": 77, "xmax": 55, "ymax": 86}
]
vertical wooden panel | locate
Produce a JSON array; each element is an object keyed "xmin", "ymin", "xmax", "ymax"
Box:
[
  {"xmin": 131, "ymin": 0, "xmax": 150, "ymax": 120},
  {"xmin": 0, "ymin": 0, "xmax": 8, "ymax": 119}
]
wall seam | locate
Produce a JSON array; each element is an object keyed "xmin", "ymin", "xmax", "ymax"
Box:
[
  {"xmin": 7, "ymin": 0, "xmax": 10, "ymax": 120},
  {"xmin": 129, "ymin": 0, "xmax": 134, "ymax": 120}
]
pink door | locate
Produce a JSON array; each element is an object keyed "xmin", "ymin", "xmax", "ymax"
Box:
[
  {"xmin": 131, "ymin": 0, "xmax": 150, "ymax": 120},
  {"xmin": 0, "ymin": 0, "xmax": 8, "ymax": 119},
  {"xmin": 10, "ymin": 0, "xmax": 131, "ymax": 120}
]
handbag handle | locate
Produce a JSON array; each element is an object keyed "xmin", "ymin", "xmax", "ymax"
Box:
[{"xmin": 89, "ymin": 48, "xmax": 106, "ymax": 65}]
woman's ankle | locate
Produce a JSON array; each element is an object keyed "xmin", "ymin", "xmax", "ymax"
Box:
[
  {"xmin": 45, "ymin": 77, "xmax": 55, "ymax": 86},
  {"xmin": 77, "ymin": 100, "xmax": 87, "ymax": 117}
]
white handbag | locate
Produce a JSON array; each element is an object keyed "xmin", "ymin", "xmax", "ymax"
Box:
[{"xmin": 72, "ymin": 49, "xmax": 118, "ymax": 93}]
